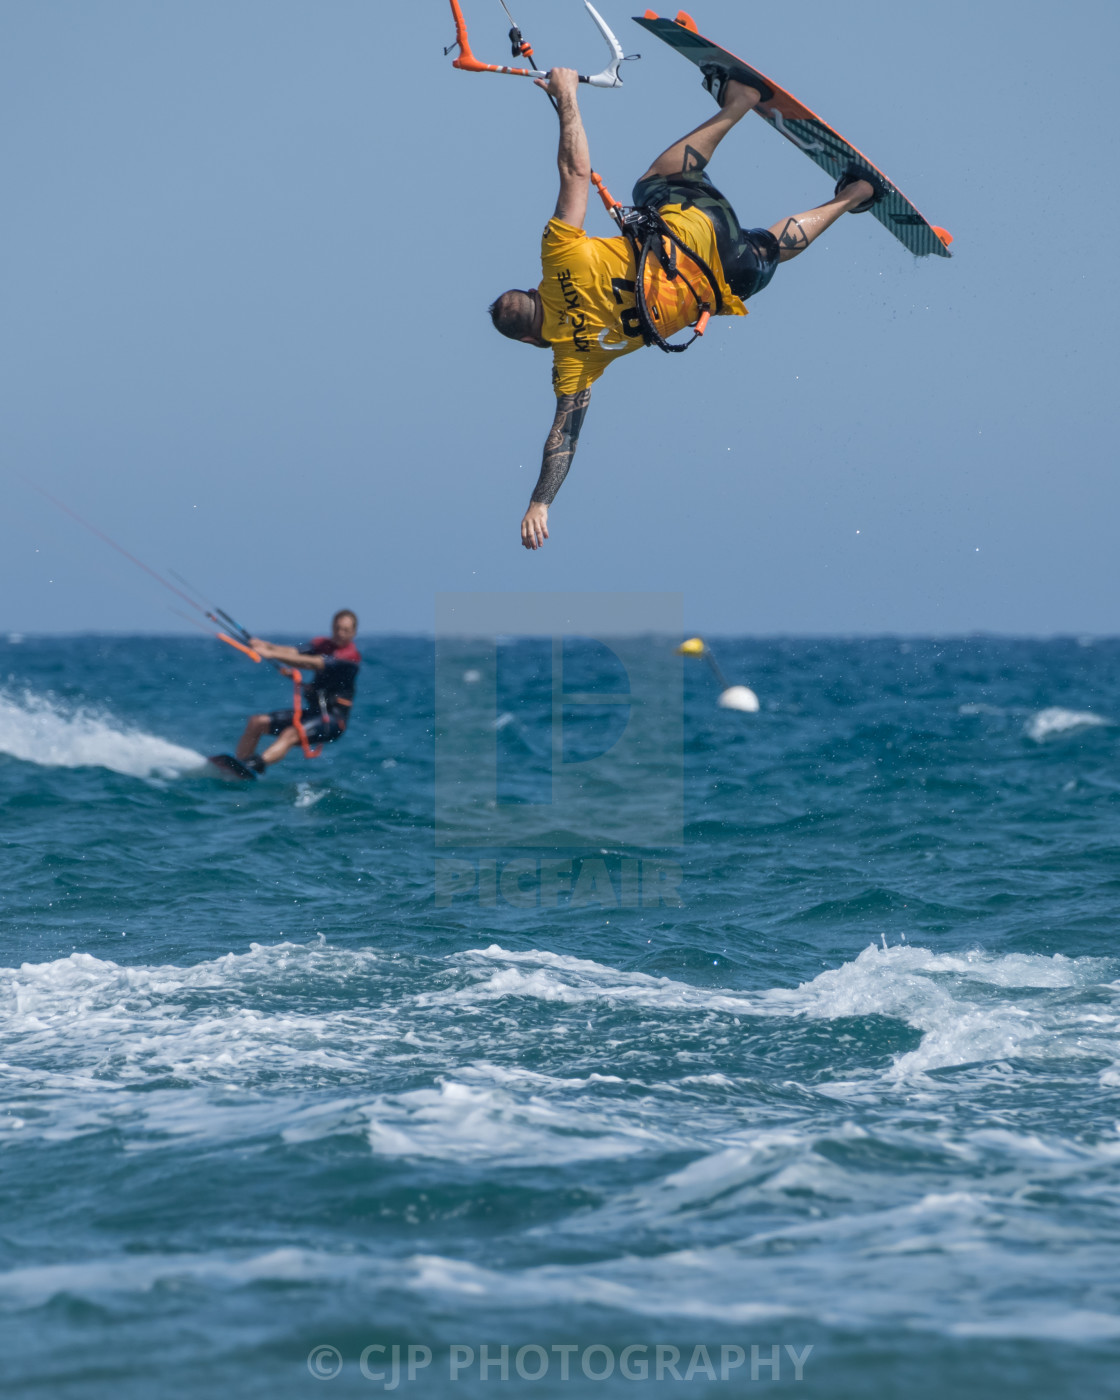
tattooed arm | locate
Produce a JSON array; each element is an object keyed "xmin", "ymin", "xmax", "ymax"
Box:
[
  {"xmin": 533, "ymin": 391, "xmax": 591, "ymax": 504},
  {"xmin": 537, "ymin": 68, "xmax": 590, "ymax": 229},
  {"xmin": 520, "ymin": 389, "xmax": 592, "ymax": 550}
]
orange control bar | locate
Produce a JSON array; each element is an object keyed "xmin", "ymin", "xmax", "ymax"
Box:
[
  {"xmin": 217, "ymin": 632, "xmax": 261, "ymax": 663},
  {"xmin": 447, "ymin": 0, "xmax": 543, "ymax": 77}
]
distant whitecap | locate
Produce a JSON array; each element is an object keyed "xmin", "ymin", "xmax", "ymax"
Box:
[{"xmin": 1025, "ymin": 707, "xmax": 1111, "ymax": 742}]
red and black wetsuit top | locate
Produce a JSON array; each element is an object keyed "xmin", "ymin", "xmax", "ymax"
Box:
[{"xmin": 298, "ymin": 637, "xmax": 361, "ymax": 713}]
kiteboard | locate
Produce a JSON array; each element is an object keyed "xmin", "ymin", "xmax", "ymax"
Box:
[
  {"xmin": 208, "ymin": 754, "xmax": 259, "ymax": 781},
  {"xmin": 633, "ymin": 10, "xmax": 952, "ymax": 258}
]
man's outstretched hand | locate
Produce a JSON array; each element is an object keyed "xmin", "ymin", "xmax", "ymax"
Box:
[{"xmin": 521, "ymin": 502, "xmax": 549, "ymax": 550}]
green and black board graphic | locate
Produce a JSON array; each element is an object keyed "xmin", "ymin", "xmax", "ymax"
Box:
[{"xmin": 634, "ymin": 11, "xmax": 952, "ymax": 258}]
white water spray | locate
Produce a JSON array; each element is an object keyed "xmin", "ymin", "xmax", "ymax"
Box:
[{"xmin": 0, "ymin": 688, "xmax": 205, "ymax": 779}]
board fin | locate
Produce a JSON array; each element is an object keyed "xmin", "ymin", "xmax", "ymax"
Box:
[
  {"xmin": 932, "ymin": 226, "xmax": 953, "ymax": 248},
  {"xmin": 674, "ymin": 11, "xmax": 699, "ymax": 32}
]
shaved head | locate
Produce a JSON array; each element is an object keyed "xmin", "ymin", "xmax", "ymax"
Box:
[{"xmin": 489, "ymin": 289, "xmax": 540, "ymax": 343}]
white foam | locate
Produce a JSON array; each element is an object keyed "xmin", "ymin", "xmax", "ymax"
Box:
[
  {"xmin": 0, "ymin": 1247, "xmax": 374, "ymax": 1308},
  {"xmin": 331, "ymin": 1078, "xmax": 663, "ymax": 1165},
  {"xmin": 4, "ymin": 937, "xmax": 1119, "ymax": 1341},
  {"xmin": 0, "ymin": 688, "xmax": 204, "ymax": 778},
  {"xmin": 1025, "ymin": 706, "xmax": 1110, "ymax": 742},
  {"xmin": 0, "ymin": 1244, "xmax": 796, "ymax": 1323},
  {"xmin": 0, "ymin": 943, "xmax": 402, "ymax": 1143},
  {"xmin": 294, "ymin": 782, "xmax": 327, "ymax": 808},
  {"xmin": 2, "ymin": 1232, "xmax": 1117, "ymax": 1340},
  {"xmin": 1, "ymin": 944, "xmax": 685, "ymax": 1162},
  {"xmin": 446, "ymin": 943, "xmax": 1118, "ymax": 1085},
  {"xmin": 783, "ymin": 943, "xmax": 1113, "ymax": 1079},
  {"xmin": 430, "ymin": 944, "xmax": 758, "ymax": 1017},
  {"xmin": 3, "ymin": 939, "xmax": 1118, "ymax": 1161},
  {"xmin": 403, "ymin": 1252, "xmax": 800, "ymax": 1323},
  {"xmin": 952, "ymin": 1309, "xmax": 1120, "ymax": 1341}
]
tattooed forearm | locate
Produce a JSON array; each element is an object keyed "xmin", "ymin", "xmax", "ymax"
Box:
[
  {"xmin": 530, "ymin": 389, "xmax": 591, "ymax": 505},
  {"xmin": 681, "ymin": 143, "xmax": 708, "ymax": 173},
  {"xmin": 775, "ymin": 217, "xmax": 809, "ymax": 252}
]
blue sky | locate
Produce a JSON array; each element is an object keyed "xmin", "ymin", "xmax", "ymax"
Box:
[{"xmin": 3, "ymin": 0, "xmax": 1117, "ymax": 635}]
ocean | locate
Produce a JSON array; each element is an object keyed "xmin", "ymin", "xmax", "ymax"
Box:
[{"xmin": 2, "ymin": 633, "xmax": 1120, "ymax": 1398}]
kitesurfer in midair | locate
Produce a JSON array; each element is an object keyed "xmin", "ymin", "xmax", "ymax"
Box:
[
  {"xmin": 233, "ymin": 610, "xmax": 361, "ymax": 772},
  {"xmin": 490, "ymin": 69, "xmax": 878, "ymax": 549}
]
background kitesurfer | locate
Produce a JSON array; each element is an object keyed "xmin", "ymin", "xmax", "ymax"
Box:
[
  {"xmin": 234, "ymin": 609, "xmax": 361, "ymax": 771},
  {"xmin": 489, "ymin": 68, "xmax": 875, "ymax": 550}
]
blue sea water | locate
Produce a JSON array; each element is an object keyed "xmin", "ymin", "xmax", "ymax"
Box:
[{"xmin": 3, "ymin": 634, "xmax": 1120, "ymax": 1398}]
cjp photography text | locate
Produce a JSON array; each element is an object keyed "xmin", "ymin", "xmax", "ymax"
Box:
[{"xmin": 307, "ymin": 1342, "xmax": 814, "ymax": 1385}]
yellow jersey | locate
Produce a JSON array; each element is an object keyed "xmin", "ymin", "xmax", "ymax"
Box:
[{"xmin": 539, "ymin": 208, "xmax": 747, "ymax": 398}]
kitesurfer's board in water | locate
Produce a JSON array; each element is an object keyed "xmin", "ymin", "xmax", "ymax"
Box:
[
  {"xmin": 208, "ymin": 754, "xmax": 258, "ymax": 781},
  {"xmin": 633, "ymin": 11, "xmax": 952, "ymax": 258}
]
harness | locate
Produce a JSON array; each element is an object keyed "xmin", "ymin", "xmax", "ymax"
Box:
[
  {"xmin": 590, "ymin": 173, "xmax": 722, "ymax": 353},
  {"xmin": 613, "ymin": 203, "xmax": 723, "ymax": 353},
  {"xmin": 290, "ymin": 669, "xmax": 354, "ymax": 760}
]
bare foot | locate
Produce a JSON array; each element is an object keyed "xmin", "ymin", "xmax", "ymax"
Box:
[{"xmin": 840, "ymin": 178, "xmax": 874, "ymax": 209}]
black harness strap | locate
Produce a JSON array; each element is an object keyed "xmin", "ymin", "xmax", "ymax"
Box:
[{"xmin": 615, "ymin": 205, "xmax": 724, "ymax": 353}]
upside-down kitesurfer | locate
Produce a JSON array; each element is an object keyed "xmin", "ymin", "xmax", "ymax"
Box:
[
  {"xmin": 233, "ymin": 610, "xmax": 361, "ymax": 772},
  {"xmin": 490, "ymin": 68, "xmax": 880, "ymax": 550}
]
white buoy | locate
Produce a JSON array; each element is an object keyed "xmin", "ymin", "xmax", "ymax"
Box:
[
  {"xmin": 718, "ymin": 685, "xmax": 760, "ymax": 713},
  {"xmin": 676, "ymin": 637, "xmax": 760, "ymax": 713}
]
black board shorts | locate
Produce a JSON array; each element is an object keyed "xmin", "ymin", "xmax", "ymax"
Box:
[
  {"xmin": 631, "ymin": 168, "xmax": 780, "ymax": 301},
  {"xmin": 266, "ymin": 707, "xmax": 348, "ymax": 746}
]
